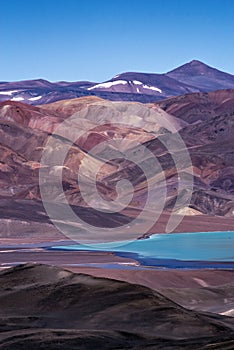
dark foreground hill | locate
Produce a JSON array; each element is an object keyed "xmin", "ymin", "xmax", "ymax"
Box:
[{"xmin": 0, "ymin": 264, "xmax": 234, "ymax": 349}]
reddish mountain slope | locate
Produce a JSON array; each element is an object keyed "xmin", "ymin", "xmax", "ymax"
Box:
[
  {"xmin": 0, "ymin": 93, "xmax": 233, "ymax": 240},
  {"xmin": 156, "ymin": 89, "xmax": 234, "ymax": 123}
]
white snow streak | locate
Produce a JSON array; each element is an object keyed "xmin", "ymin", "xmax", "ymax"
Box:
[
  {"xmin": 88, "ymin": 80, "xmax": 128, "ymax": 90},
  {"xmin": 11, "ymin": 96, "xmax": 24, "ymax": 101},
  {"xmin": 132, "ymin": 80, "xmax": 143, "ymax": 85},
  {"xmin": 142, "ymin": 84, "xmax": 162, "ymax": 93},
  {"xmin": 28, "ymin": 96, "xmax": 42, "ymax": 101},
  {"xmin": 87, "ymin": 79, "xmax": 162, "ymax": 93},
  {"xmin": 0, "ymin": 90, "xmax": 19, "ymax": 95}
]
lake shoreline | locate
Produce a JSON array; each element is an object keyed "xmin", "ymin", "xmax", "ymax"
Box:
[
  {"xmin": 1, "ymin": 231, "xmax": 233, "ymax": 270},
  {"xmin": 1, "ymin": 246, "xmax": 234, "ymax": 270},
  {"xmin": 48, "ymin": 231, "xmax": 234, "ymax": 267}
]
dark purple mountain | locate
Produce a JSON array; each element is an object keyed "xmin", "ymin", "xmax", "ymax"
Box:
[
  {"xmin": 88, "ymin": 72, "xmax": 198, "ymax": 97},
  {"xmin": 166, "ymin": 60, "xmax": 234, "ymax": 91},
  {"xmin": 1, "ymin": 60, "xmax": 234, "ymax": 105}
]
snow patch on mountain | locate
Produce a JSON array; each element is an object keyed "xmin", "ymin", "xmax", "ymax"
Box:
[
  {"xmin": 0, "ymin": 90, "xmax": 19, "ymax": 95},
  {"xmin": 88, "ymin": 80, "xmax": 128, "ymax": 90},
  {"xmin": 28, "ymin": 96, "xmax": 42, "ymax": 101},
  {"xmin": 11, "ymin": 96, "xmax": 24, "ymax": 101},
  {"xmin": 142, "ymin": 84, "xmax": 162, "ymax": 93},
  {"xmin": 88, "ymin": 79, "xmax": 162, "ymax": 94},
  {"xmin": 131, "ymin": 80, "xmax": 162, "ymax": 93},
  {"xmin": 132, "ymin": 80, "xmax": 143, "ymax": 85}
]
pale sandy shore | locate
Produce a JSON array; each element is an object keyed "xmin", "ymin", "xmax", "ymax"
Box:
[{"xmin": 0, "ymin": 250, "xmax": 136, "ymax": 268}]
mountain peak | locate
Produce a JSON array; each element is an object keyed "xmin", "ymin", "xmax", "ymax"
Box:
[
  {"xmin": 167, "ymin": 60, "xmax": 212, "ymax": 75},
  {"xmin": 166, "ymin": 59, "xmax": 234, "ymax": 92},
  {"xmin": 188, "ymin": 59, "xmax": 207, "ymax": 66}
]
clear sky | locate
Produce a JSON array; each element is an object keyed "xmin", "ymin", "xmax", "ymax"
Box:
[{"xmin": 1, "ymin": 0, "xmax": 234, "ymax": 82}]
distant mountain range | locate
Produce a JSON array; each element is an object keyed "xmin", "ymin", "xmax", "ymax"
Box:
[{"xmin": 1, "ymin": 60, "xmax": 234, "ymax": 105}]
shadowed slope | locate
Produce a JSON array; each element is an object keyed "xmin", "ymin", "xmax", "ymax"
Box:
[{"xmin": 0, "ymin": 264, "xmax": 233, "ymax": 349}]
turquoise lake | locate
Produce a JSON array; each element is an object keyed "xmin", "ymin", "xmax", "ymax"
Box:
[{"xmin": 52, "ymin": 231, "xmax": 234, "ymax": 262}]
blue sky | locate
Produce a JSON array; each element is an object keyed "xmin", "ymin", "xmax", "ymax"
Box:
[{"xmin": 1, "ymin": 0, "xmax": 234, "ymax": 82}]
